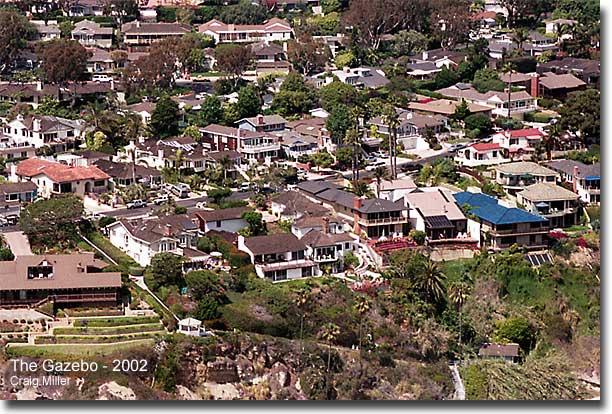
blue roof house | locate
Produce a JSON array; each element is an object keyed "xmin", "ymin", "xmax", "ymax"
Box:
[{"xmin": 453, "ymin": 191, "xmax": 549, "ymax": 251}]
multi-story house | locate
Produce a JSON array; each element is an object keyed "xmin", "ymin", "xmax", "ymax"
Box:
[
  {"xmin": 298, "ymin": 217, "xmax": 356, "ymax": 274},
  {"xmin": 291, "ymin": 214, "xmax": 346, "ymax": 239},
  {"xmin": 93, "ymin": 159, "xmax": 162, "ymax": 188},
  {"xmin": 69, "ymin": 0, "xmax": 104, "ymax": 17},
  {"xmin": 546, "ymin": 160, "xmax": 600, "ymax": 204},
  {"xmin": 236, "ymin": 114, "xmax": 287, "ymax": 133},
  {"xmin": 404, "ymin": 188, "xmax": 472, "ymax": 245},
  {"xmin": 0, "ymin": 182, "xmax": 37, "ymax": 203},
  {"xmin": 2, "ymin": 114, "xmax": 88, "ymax": 152},
  {"xmin": 436, "ymin": 83, "xmax": 537, "ymax": 118},
  {"xmin": 238, "ymin": 233, "xmax": 318, "ymax": 282},
  {"xmin": 11, "ymin": 157, "xmax": 110, "ymax": 198},
  {"xmin": 454, "ymin": 191, "xmax": 549, "ymax": 251},
  {"xmin": 517, "ymin": 182, "xmax": 580, "ymax": 228},
  {"xmin": 121, "ymin": 21, "xmax": 190, "ymax": 50},
  {"xmin": 119, "ymin": 137, "xmax": 209, "ymax": 173},
  {"xmin": 32, "ymin": 20, "xmax": 61, "ymax": 41},
  {"xmin": 495, "ymin": 161, "xmax": 558, "ymax": 195},
  {"xmin": 194, "ymin": 207, "xmax": 250, "ymax": 234},
  {"xmin": 200, "ymin": 124, "xmax": 280, "ymax": 163},
  {"xmin": 198, "ymin": 18, "xmax": 292, "ymax": 44},
  {"xmin": 270, "ymin": 191, "xmax": 329, "ymax": 221},
  {"xmin": 0, "ymin": 253, "xmax": 121, "ymax": 307},
  {"xmin": 105, "ymin": 214, "xmax": 203, "ymax": 267},
  {"xmin": 455, "ymin": 142, "xmax": 510, "ymax": 167},
  {"xmin": 71, "ymin": 20, "xmax": 113, "ymax": 48},
  {"xmin": 298, "ymin": 181, "xmax": 409, "ymax": 239},
  {"xmin": 368, "ymin": 109, "xmax": 446, "ymax": 150},
  {"xmin": 492, "ymin": 128, "xmax": 545, "ymax": 159}
]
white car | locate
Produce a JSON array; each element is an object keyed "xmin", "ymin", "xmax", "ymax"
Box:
[
  {"xmin": 195, "ymin": 201, "xmax": 208, "ymax": 209},
  {"xmin": 153, "ymin": 194, "xmax": 170, "ymax": 205},
  {"xmin": 365, "ymin": 161, "xmax": 386, "ymax": 171},
  {"xmin": 92, "ymin": 74, "xmax": 113, "ymax": 83}
]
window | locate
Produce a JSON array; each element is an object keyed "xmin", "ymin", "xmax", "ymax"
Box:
[
  {"xmin": 301, "ymin": 267, "xmax": 312, "ymax": 278},
  {"xmin": 345, "ymin": 243, "xmax": 350, "ymax": 250},
  {"xmin": 94, "ymin": 180, "xmax": 105, "ymax": 187},
  {"xmin": 216, "ymin": 220, "xmax": 221, "ymax": 227}
]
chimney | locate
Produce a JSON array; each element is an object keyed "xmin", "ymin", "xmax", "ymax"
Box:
[
  {"xmin": 529, "ymin": 73, "xmax": 539, "ymax": 98},
  {"xmin": 573, "ymin": 165, "xmax": 579, "ymax": 193},
  {"xmin": 158, "ymin": 149, "xmax": 164, "ymax": 159},
  {"xmin": 343, "ymin": 66, "xmax": 350, "ymax": 73},
  {"xmin": 33, "ymin": 118, "xmax": 41, "ymax": 132},
  {"xmin": 353, "ymin": 197, "xmax": 362, "ymax": 235},
  {"xmin": 422, "ymin": 51, "xmax": 429, "ymax": 60},
  {"xmin": 36, "ymin": 81, "xmax": 43, "ymax": 91},
  {"xmin": 135, "ymin": 20, "xmax": 140, "ymax": 28},
  {"xmin": 164, "ymin": 223, "xmax": 173, "ymax": 237},
  {"xmin": 138, "ymin": 136, "xmax": 145, "ymax": 144},
  {"xmin": 110, "ymin": 78, "xmax": 115, "ymax": 91},
  {"xmin": 257, "ymin": 114, "xmax": 264, "ymax": 125},
  {"xmin": 322, "ymin": 217, "xmax": 330, "ymax": 234}
]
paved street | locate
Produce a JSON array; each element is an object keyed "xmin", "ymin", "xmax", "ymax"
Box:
[
  {"xmin": 104, "ymin": 194, "xmax": 209, "ymax": 218},
  {"xmin": 2, "ymin": 231, "xmax": 33, "ymax": 256}
]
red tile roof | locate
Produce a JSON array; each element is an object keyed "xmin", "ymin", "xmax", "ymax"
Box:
[
  {"xmin": 16, "ymin": 158, "xmax": 110, "ymax": 183},
  {"xmin": 508, "ymin": 128, "xmax": 544, "ymax": 138},
  {"xmin": 470, "ymin": 143, "xmax": 502, "ymax": 152}
]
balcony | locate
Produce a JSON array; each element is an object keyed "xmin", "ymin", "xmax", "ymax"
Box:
[
  {"xmin": 53, "ymin": 293, "xmax": 118, "ymax": 303},
  {"xmin": 260, "ymin": 259, "xmax": 315, "ymax": 272},
  {"xmin": 491, "ymin": 226, "xmax": 550, "ymax": 236},
  {"xmin": 359, "ymin": 216, "xmax": 406, "ymax": 226},
  {"xmin": 240, "ymin": 143, "xmax": 281, "ymax": 153}
]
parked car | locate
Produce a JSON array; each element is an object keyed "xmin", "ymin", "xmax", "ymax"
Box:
[
  {"xmin": 0, "ymin": 217, "xmax": 8, "ymax": 227},
  {"xmin": 365, "ymin": 161, "xmax": 386, "ymax": 171},
  {"xmin": 258, "ymin": 186, "xmax": 275, "ymax": 195},
  {"xmin": 153, "ymin": 194, "xmax": 170, "ymax": 205},
  {"xmin": 92, "ymin": 74, "xmax": 113, "ymax": 82},
  {"xmin": 126, "ymin": 199, "xmax": 147, "ymax": 209},
  {"xmin": 85, "ymin": 213, "xmax": 104, "ymax": 221},
  {"xmin": 195, "ymin": 201, "xmax": 208, "ymax": 209},
  {"xmin": 170, "ymin": 184, "xmax": 189, "ymax": 199},
  {"xmin": 239, "ymin": 182, "xmax": 252, "ymax": 192}
]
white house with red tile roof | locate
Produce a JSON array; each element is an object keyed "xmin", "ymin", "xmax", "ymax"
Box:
[
  {"xmin": 198, "ymin": 18, "xmax": 292, "ymax": 43},
  {"xmin": 11, "ymin": 157, "xmax": 110, "ymax": 198},
  {"xmin": 454, "ymin": 142, "xmax": 510, "ymax": 167},
  {"xmin": 492, "ymin": 128, "xmax": 545, "ymax": 158}
]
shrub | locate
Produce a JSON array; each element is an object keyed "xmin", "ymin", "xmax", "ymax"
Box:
[
  {"xmin": 410, "ymin": 230, "xmax": 426, "ymax": 245},
  {"xmin": 128, "ymin": 266, "xmax": 144, "ymax": 276},
  {"xmin": 98, "ymin": 216, "xmax": 116, "ymax": 228}
]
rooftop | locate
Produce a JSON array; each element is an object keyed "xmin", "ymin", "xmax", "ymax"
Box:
[
  {"xmin": 15, "ymin": 158, "xmax": 109, "ymax": 183},
  {"xmin": 454, "ymin": 191, "xmax": 547, "ymax": 225},
  {"xmin": 495, "ymin": 161, "xmax": 557, "ymax": 176},
  {"xmin": 244, "ymin": 233, "xmax": 307, "ymax": 256},
  {"xmin": 517, "ymin": 182, "xmax": 580, "ymax": 202}
]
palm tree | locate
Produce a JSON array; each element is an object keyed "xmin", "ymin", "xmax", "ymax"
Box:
[
  {"xmin": 319, "ymin": 322, "xmax": 340, "ymax": 397},
  {"xmin": 218, "ymin": 154, "xmax": 233, "ymax": 181},
  {"xmin": 447, "ymin": 281, "xmax": 471, "ymax": 360},
  {"xmin": 354, "ymin": 296, "xmax": 370, "ymax": 353},
  {"xmin": 545, "ymin": 122, "xmax": 563, "ymax": 160},
  {"xmin": 294, "ymin": 287, "xmax": 311, "ymax": 372},
  {"xmin": 417, "ymin": 258, "xmax": 447, "ymax": 304},
  {"xmin": 84, "ymin": 100, "xmax": 107, "ymax": 131},
  {"xmin": 372, "ymin": 166, "xmax": 391, "ymax": 198},
  {"xmin": 348, "ymin": 180, "xmax": 374, "ymax": 198},
  {"xmin": 500, "ymin": 62, "xmax": 516, "ymax": 120},
  {"xmin": 344, "ymin": 127, "xmax": 361, "ymax": 182},
  {"xmin": 383, "ymin": 105, "xmax": 399, "ymax": 179},
  {"xmin": 512, "ymin": 27, "xmax": 529, "ymax": 54}
]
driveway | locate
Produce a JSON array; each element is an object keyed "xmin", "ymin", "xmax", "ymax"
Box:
[{"xmin": 3, "ymin": 231, "xmax": 33, "ymax": 256}]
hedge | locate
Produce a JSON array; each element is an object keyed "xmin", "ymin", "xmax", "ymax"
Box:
[{"xmin": 73, "ymin": 316, "xmax": 160, "ymax": 327}]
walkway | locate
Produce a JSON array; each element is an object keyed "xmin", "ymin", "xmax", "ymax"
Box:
[
  {"xmin": 2, "ymin": 231, "xmax": 33, "ymax": 256},
  {"xmin": 449, "ymin": 362, "xmax": 466, "ymax": 400}
]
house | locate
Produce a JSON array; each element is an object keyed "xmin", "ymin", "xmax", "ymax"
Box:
[
  {"xmin": 546, "ymin": 160, "xmax": 600, "ymax": 204},
  {"xmin": 495, "ymin": 162, "xmax": 558, "ymax": 195},
  {"xmin": 408, "ymin": 98, "xmax": 493, "ymax": 118},
  {"xmin": 177, "ymin": 317, "xmax": 209, "ymax": 337},
  {"xmin": 238, "ymin": 233, "xmax": 318, "ymax": 281},
  {"xmin": 194, "ymin": 207, "xmax": 250, "ymax": 234},
  {"xmin": 236, "ymin": 114, "xmax": 287, "ymax": 133},
  {"xmin": 517, "ymin": 182, "xmax": 580, "ymax": 228},
  {"xmin": 524, "ymin": 31, "xmax": 559, "ymax": 56},
  {"xmin": 368, "ymin": 109, "xmax": 446, "ymax": 150},
  {"xmin": 319, "ymin": 67, "xmax": 390, "ymax": 89},
  {"xmin": 0, "ymin": 145, "xmax": 36, "ymax": 162},
  {"xmin": 454, "ymin": 191, "xmax": 549, "ymax": 251},
  {"xmin": 454, "ymin": 142, "xmax": 509, "ymax": 167},
  {"xmin": 87, "ymin": 48, "xmax": 115, "ymax": 73},
  {"xmin": 536, "ymin": 72, "xmax": 586, "ymax": 99},
  {"xmin": 537, "ymin": 58, "xmax": 600, "ymax": 86},
  {"xmin": 93, "ymin": 159, "xmax": 162, "ymax": 188},
  {"xmin": 200, "ymin": 124, "xmax": 280, "ymax": 163},
  {"xmin": 2, "ymin": 114, "xmax": 88, "ymax": 151},
  {"xmin": 71, "ymin": 20, "xmax": 113, "ymax": 49},
  {"xmin": 298, "ymin": 181, "xmax": 409, "ymax": 239},
  {"xmin": 299, "ymin": 221, "xmax": 356, "ymax": 273},
  {"xmin": 69, "ymin": 0, "xmax": 104, "ymax": 17},
  {"xmin": 127, "ymin": 101, "xmax": 156, "ymax": 124},
  {"xmin": 106, "ymin": 214, "xmax": 203, "ymax": 267},
  {"xmin": 406, "ymin": 62, "xmax": 441, "ymax": 80},
  {"xmin": 436, "ymin": 83, "xmax": 537, "ymax": 118},
  {"xmin": 411, "ymin": 49, "xmax": 467, "ymax": 69},
  {"xmin": 0, "ymin": 181, "xmax": 37, "ymax": 204},
  {"xmin": 198, "ymin": 18, "xmax": 292, "ymax": 44},
  {"xmin": 285, "ymin": 117, "xmax": 331, "ymax": 150},
  {"xmin": 291, "ymin": 214, "xmax": 345, "ymax": 239},
  {"xmin": 374, "ymin": 176, "xmax": 417, "ymax": 202},
  {"xmin": 57, "ymin": 149, "xmax": 112, "ymax": 167},
  {"xmin": 121, "ymin": 21, "xmax": 190, "ymax": 50},
  {"xmin": 32, "ymin": 20, "xmax": 60, "ymax": 41},
  {"xmin": 478, "ymin": 343, "xmax": 520, "ymax": 363},
  {"xmin": 270, "ymin": 191, "xmax": 329, "ymax": 221},
  {"xmin": 0, "ymin": 253, "xmax": 121, "ymax": 307},
  {"xmin": 472, "ymin": 10, "xmax": 497, "ymax": 30},
  {"xmin": 12, "ymin": 157, "xmax": 110, "ymax": 198},
  {"xmin": 404, "ymin": 188, "xmax": 472, "ymax": 245},
  {"xmin": 490, "ymin": 128, "xmax": 545, "ymax": 160},
  {"xmin": 276, "ymin": 131, "xmax": 319, "ymax": 160},
  {"xmin": 251, "ymin": 41, "xmax": 285, "ymax": 62}
]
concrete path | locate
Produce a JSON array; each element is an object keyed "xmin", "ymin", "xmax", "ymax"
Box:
[
  {"xmin": 449, "ymin": 362, "xmax": 466, "ymax": 400},
  {"xmin": 2, "ymin": 231, "xmax": 33, "ymax": 256}
]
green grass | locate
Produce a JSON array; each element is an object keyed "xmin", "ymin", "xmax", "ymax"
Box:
[
  {"xmin": 35, "ymin": 331, "xmax": 165, "ymax": 345},
  {"xmin": 446, "ymin": 137, "xmax": 471, "ymax": 144},
  {"xmin": 440, "ymin": 259, "xmax": 472, "ymax": 283},
  {"xmin": 85, "ymin": 231, "xmax": 139, "ymax": 272},
  {"xmin": 73, "ymin": 316, "xmax": 160, "ymax": 328},
  {"xmin": 6, "ymin": 340, "xmax": 156, "ymax": 358},
  {"xmin": 54, "ymin": 323, "xmax": 163, "ymax": 336},
  {"xmin": 564, "ymin": 225, "xmax": 590, "ymax": 232},
  {"xmin": 586, "ymin": 206, "xmax": 600, "ymax": 222}
]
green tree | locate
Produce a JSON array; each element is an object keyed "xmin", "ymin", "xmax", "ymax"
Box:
[
  {"xmin": 326, "ymin": 104, "xmax": 352, "ymax": 145},
  {"xmin": 0, "ymin": 11, "xmax": 35, "ymax": 74},
  {"xmin": 321, "ymin": 0, "xmax": 341, "ymax": 14},
  {"xmin": 150, "ymin": 96, "xmax": 180, "ymax": 138},
  {"xmin": 241, "ymin": 211, "xmax": 265, "ymax": 236},
  {"xmin": 493, "ymin": 316, "xmax": 535, "ymax": 354},
  {"xmin": 320, "ymin": 81, "xmax": 360, "ymax": 112},
  {"xmin": 148, "ymin": 252, "xmax": 184, "ymax": 291},
  {"xmin": 472, "ymin": 68, "xmax": 505, "ymax": 93},
  {"xmin": 214, "ymin": 43, "xmax": 253, "ymax": 89},
  {"xmin": 448, "ymin": 281, "xmax": 471, "ymax": 359},
  {"xmin": 19, "ymin": 195, "xmax": 84, "ymax": 247},
  {"xmin": 311, "ymin": 151, "xmax": 334, "ymax": 171},
  {"xmin": 434, "ymin": 66, "xmax": 459, "ymax": 89},
  {"xmin": 208, "ymin": 187, "xmax": 232, "ymax": 205},
  {"xmin": 236, "ymin": 85, "xmax": 261, "ymax": 119},
  {"xmin": 182, "ymin": 125, "xmax": 201, "ymax": 141},
  {"xmin": 37, "ymin": 39, "xmax": 91, "ymax": 86},
  {"xmin": 196, "ymin": 95, "xmax": 223, "ymax": 126},
  {"xmin": 464, "ymin": 113, "xmax": 492, "ymax": 137},
  {"xmin": 559, "ymin": 89, "xmax": 600, "ymax": 146},
  {"xmin": 452, "ymin": 100, "xmax": 471, "ymax": 122},
  {"xmin": 372, "ymin": 165, "xmax": 391, "ymax": 198},
  {"xmin": 383, "ymin": 105, "xmax": 399, "ymax": 179},
  {"xmin": 185, "ymin": 269, "xmax": 227, "ymax": 302},
  {"xmin": 287, "ymin": 34, "xmax": 329, "ymax": 76},
  {"xmin": 294, "ymin": 287, "xmax": 311, "ymax": 372},
  {"xmin": 392, "ymin": 29, "xmax": 428, "ymax": 57},
  {"xmin": 334, "ymin": 51, "xmax": 357, "ymax": 68},
  {"xmin": 354, "ymin": 296, "xmax": 370, "ymax": 354},
  {"xmin": 319, "ymin": 322, "xmax": 340, "ymax": 397},
  {"xmin": 348, "ymin": 180, "xmax": 374, "ymax": 198}
]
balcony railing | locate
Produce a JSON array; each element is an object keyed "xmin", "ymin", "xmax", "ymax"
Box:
[
  {"xmin": 359, "ymin": 216, "xmax": 406, "ymax": 226},
  {"xmin": 240, "ymin": 143, "xmax": 281, "ymax": 153},
  {"xmin": 53, "ymin": 293, "xmax": 118, "ymax": 302},
  {"xmin": 491, "ymin": 226, "xmax": 550, "ymax": 235}
]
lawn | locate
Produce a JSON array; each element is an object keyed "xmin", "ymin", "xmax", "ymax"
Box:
[
  {"xmin": 35, "ymin": 331, "xmax": 165, "ymax": 345},
  {"xmin": 6, "ymin": 339, "xmax": 156, "ymax": 358},
  {"xmin": 54, "ymin": 323, "xmax": 163, "ymax": 336},
  {"xmin": 73, "ymin": 316, "xmax": 160, "ymax": 328},
  {"xmin": 440, "ymin": 259, "xmax": 472, "ymax": 283},
  {"xmin": 85, "ymin": 231, "xmax": 139, "ymax": 272}
]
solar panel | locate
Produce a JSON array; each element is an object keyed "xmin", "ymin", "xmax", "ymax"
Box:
[
  {"xmin": 525, "ymin": 252, "xmax": 553, "ymax": 267},
  {"xmin": 425, "ymin": 215, "xmax": 454, "ymax": 229}
]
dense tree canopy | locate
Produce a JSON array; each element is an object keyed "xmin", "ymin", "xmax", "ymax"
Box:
[
  {"xmin": 38, "ymin": 39, "xmax": 91, "ymax": 85},
  {"xmin": 20, "ymin": 195, "xmax": 84, "ymax": 247},
  {"xmin": 150, "ymin": 96, "xmax": 180, "ymax": 138},
  {"xmin": 0, "ymin": 10, "xmax": 35, "ymax": 74}
]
